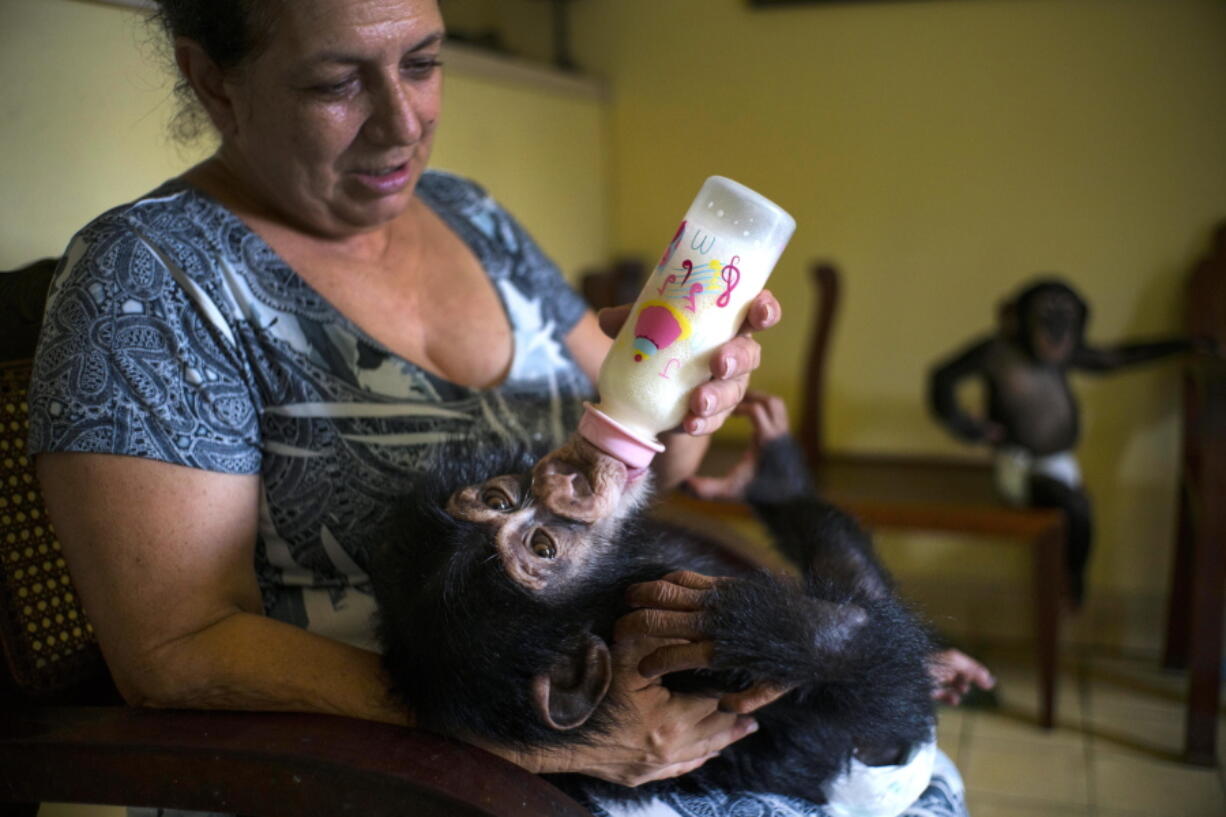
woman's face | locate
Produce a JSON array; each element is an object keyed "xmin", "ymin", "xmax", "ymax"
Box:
[{"xmin": 220, "ymin": 0, "xmax": 445, "ymax": 237}]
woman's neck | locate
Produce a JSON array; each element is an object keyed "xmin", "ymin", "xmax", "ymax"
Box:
[{"xmin": 182, "ymin": 153, "xmax": 399, "ymax": 262}]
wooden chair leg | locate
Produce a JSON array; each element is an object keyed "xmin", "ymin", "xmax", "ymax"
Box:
[
  {"xmin": 1033, "ymin": 524, "xmax": 1063, "ymax": 729},
  {"xmin": 1182, "ymin": 467, "xmax": 1224, "ymax": 765},
  {"xmin": 1162, "ymin": 484, "xmax": 1194, "ymax": 670}
]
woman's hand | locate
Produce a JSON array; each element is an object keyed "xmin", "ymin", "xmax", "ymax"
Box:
[
  {"xmin": 564, "ymin": 291, "xmax": 782, "ymax": 492},
  {"xmin": 623, "ymin": 570, "xmax": 793, "ymax": 715},
  {"xmin": 597, "ymin": 290, "xmax": 782, "ymax": 437},
  {"xmin": 494, "ymin": 612, "xmax": 759, "ymax": 786},
  {"xmin": 562, "ymin": 631, "xmax": 759, "ymax": 785}
]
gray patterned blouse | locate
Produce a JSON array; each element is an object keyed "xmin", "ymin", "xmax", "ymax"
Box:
[{"xmin": 28, "ymin": 170, "xmax": 592, "ymax": 648}]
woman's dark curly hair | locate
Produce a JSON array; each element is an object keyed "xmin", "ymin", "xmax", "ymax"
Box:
[{"xmin": 149, "ymin": 0, "xmax": 283, "ymax": 141}]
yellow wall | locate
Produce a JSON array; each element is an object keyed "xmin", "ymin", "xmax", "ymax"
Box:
[
  {"xmin": 571, "ymin": 0, "xmax": 1226, "ymax": 650},
  {"xmin": 6, "ymin": 0, "xmax": 1225, "ymax": 651},
  {"xmin": 0, "ymin": 0, "xmax": 214, "ymax": 267},
  {"xmin": 429, "ymin": 57, "xmax": 610, "ymax": 281},
  {"xmin": 0, "ymin": 0, "xmax": 609, "ymax": 278}
]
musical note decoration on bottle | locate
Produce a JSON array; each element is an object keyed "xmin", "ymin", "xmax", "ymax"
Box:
[{"xmin": 716, "ymin": 256, "xmax": 741, "ymax": 308}]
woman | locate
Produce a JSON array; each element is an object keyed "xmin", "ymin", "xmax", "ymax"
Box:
[{"xmin": 28, "ymin": 1, "xmax": 974, "ymax": 814}]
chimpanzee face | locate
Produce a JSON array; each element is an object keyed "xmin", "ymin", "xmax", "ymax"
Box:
[
  {"xmin": 446, "ymin": 473, "xmax": 611, "ymax": 596},
  {"xmin": 445, "ymin": 464, "xmax": 649, "ymax": 598},
  {"xmin": 1026, "ymin": 288, "xmax": 1082, "ymax": 364}
]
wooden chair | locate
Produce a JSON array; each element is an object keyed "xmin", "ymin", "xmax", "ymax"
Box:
[
  {"xmin": 1161, "ymin": 220, "xmax": 1226, "ymax": 766},
  {"xmin": 578, "ymin": 257, "xmax": 646, "ymax": 312},
  {"xmin": 666, "ymin": 261, "xmax": 1068, "ymax": 728},
  {"xmin": 0, "ymin": 259, "xmax": 591, "ymax": 817}
]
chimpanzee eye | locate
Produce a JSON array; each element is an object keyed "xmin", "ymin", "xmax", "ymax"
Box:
[
  {"xmin": 529, "ymin": 530, "xmax": 557, "ymax": 559},
  {"xmin": 481, "ymin": 488, "xmax": 513, "ymax": 511}
]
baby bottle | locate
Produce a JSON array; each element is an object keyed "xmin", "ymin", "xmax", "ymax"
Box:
[{"xmin": 578, "ymin": 175, "xmax": 796, "ymax": 468}]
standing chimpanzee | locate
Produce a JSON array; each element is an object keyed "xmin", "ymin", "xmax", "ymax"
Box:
[
  {"xmin": 928, "ymin": 277, "xmax": 1209, "ymax": 607},
  {"xmin": 371, "ymin": 395, "xmax": 940, "ymax": 816}
]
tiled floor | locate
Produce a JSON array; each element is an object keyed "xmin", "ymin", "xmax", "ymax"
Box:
[
  {"xmin": 36, "ymin": 646, "xmax": 1226, "ymax": 817},
  {"xmin": 945, "ymin": 644, "xmax": 1226, "ymax": 817}
]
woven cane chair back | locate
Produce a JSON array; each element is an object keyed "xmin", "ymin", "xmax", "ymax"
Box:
[{"xmin": 0, "ymin": 259, "xmax": 106, "ymax": 698}]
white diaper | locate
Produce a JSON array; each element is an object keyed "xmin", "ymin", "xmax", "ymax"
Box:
[
  {"xmin": 993, "ymin": 446, "xmax": 1081, "ymax": 507},
  {"xmin": 820, "ymin": 737, "xmax": 938, "ymax": 817},
  {"xmin": 591, "ymin": 742, "xmax": 956, "ymax": 817}
]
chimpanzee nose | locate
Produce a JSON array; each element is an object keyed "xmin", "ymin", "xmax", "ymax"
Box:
[{"xmin": 536, "ymin": 458, "xmax": 594, "ymax": 498}]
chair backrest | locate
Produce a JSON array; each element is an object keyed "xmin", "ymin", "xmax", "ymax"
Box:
[
  {"xmin": 799, "ymin": 263, "xmax": 841, "ymax": 469},
  {"xmin": 578, "ymin": 258, "xmax": 647, "ymax": 311},
  {"xmin": 1181, "ymin": 222, "xmax": 1226, "ymax": 525},
  {"xmin": 1187, "ymin": 222, "xmax": 1226, "ymax": 343},
  {"xmin": 0, "ymin": 259, "xmax": 110, "ymax": 701}
]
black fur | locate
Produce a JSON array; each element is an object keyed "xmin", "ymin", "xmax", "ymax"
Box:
[{"xmin": 372, "ymin": 436, "xmax": 936, "ymax": 804}]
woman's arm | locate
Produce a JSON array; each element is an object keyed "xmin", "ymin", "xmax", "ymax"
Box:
[
  {"xmin": 564, "ymin": 292, "xmax": 781, "ymax": 490},
  {"xmin": 37, "ymin": 451, "xmax": 408, "ymax": 725},
  {"xmin": 40, "ymin": 450, "xmax": 752, "ymax": 785}
]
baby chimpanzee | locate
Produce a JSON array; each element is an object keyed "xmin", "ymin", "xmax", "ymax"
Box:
[
  {"xmin": 372, "ymin": 398, "xmax": 937, "ymax": 813},
  {"xmin": 928, "ymin": 277, "xmax": 1213, "ymax": 606}
]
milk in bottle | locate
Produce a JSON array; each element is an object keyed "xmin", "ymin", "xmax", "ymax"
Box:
[{"xmin": 578, "ymin": 176, "xmax": 796, "ymax": 467}]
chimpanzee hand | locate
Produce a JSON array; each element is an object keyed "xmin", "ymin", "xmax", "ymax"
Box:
[
  {"xmin": 928, "ymin": 648, "xmax": 995, "ymax": 706},
  {"xmin": 684, "ymin": 391, "xmax": 791, "ymax": 502},
  {"xmin": 597, "ymin": 290, "xmax": 782, "ymax": 436},
  {"xmin": 622, "ymin": 570, "xmax": 795, "ymax": 714}
]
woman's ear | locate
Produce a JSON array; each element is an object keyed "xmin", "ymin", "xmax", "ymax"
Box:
[
  {"xmin": 531, "ymin": 633, "xmax": 612, "ymax": 730},
  {"xmin": 174, "ymin": 37, "xmax": 239, "ymax": 138}
]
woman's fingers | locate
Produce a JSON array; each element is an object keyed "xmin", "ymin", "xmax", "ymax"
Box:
[
  {"xmin": 709, "ymin": 335, "xmax": 762, "ymax": 382},
  {"xmin": 680, "ymin": 333, "xmax": 760, "ymax": 435},
  {"xmin": 625, "ymin": 572, "xmax": 718, "ymax": 611},
  {"xmin": 637, "ymin": 640, "xmax": 715, "ymax": 679},
  {"xmin": 690, "ymin": 376, "xmax": 749, "ymax": 422},
  {"xmin": 602, "ymin": 290, "xmax": 780, "ymax": 439},
  {"xmin": 741, "ymin": 290, "xmax": 782, "ymax": 334},
  {"xmin": 690, "ymin": 707, "xmax": 759, "ymax": 753},
  {"xmin": 719, "ymin": 682, "xmax": 792, "ymax": 714},
  {"xmin": 662, "ymin": 570, "xmax": 722, "ymax": 590},
  {"xmin": 614, "ymin": 608, "xmax": 705, "ymax": 642}
]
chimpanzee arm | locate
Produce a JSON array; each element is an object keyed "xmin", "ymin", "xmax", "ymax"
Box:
[
  {"xmin": 713, "ymin": 437, "xmax": 933, "ymax": 690},
  {"xmin": 744, "ymin": 436, "xmax": 892, "ymax": 601},
  {"xmin": 1072, "ymin": 338, "xmax": 1193, "ymax": 372},
  {"xmin": 928, "ymin": 336, "xmax": 997, "ymax": 443},
  {"xmin": 697, "ymin": 572, "xmax": 872, "ymax": 689},
  {"xmin": 696, "ymin": 570, "xmax": 935, "ymax": 717}
]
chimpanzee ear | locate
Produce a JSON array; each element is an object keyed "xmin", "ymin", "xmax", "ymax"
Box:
[{"xmin": 531, "ymin": 633, "xmax": 612, "ymax": 730}]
